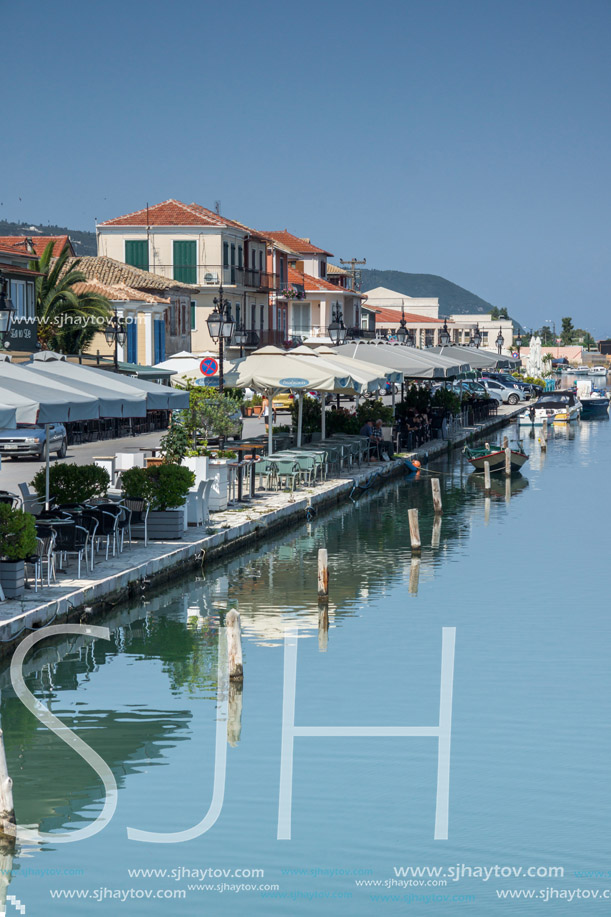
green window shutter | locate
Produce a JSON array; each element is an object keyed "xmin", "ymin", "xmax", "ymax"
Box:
[
  {"xmin": 190, "ymin": 301, "xmax": 196, "ymax": 331},
  {"xmin": 125, "ymin": 240, "xmax": 149, "ymax": 271},
  {"xmin": 173, "ymin": 241, "xmax": 197, "ymax": 284}
]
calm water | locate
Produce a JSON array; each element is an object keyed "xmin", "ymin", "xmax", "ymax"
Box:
[{"xmin": 2, "ymin": 415, "xmax": 611, "ymax": 914}]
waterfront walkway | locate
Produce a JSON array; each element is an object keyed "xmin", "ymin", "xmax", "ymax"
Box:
[{"xmin": 0, "ymin": 404, "xmax": 522, "ymax": 651}]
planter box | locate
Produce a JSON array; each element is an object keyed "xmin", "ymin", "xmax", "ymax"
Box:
[
  {"xmin": 182, "ymin": 455, "xmax": 209, "ymax": 486},
  {"xmin": 135, "ymin": 509, "xmax": 185, "ymax": 541},
  {"xmin": 0, "ymin": 560, "xmax": 25, "ymax": 599},
  {"xmin": 252, "ymin": 405, "xmax": 263, "ymax": 416},
  {"xmin": 208, "ymin": 460, "xmax": 231, "ymax": 511}
]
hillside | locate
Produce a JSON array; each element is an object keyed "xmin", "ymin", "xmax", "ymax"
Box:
[
  {"xmin": 0, "ymin": 220, "xmax": 97, "ymax": 255},
  {"xmin": 360, "ymin": 269, "xmax": 497, "ymax": 317}
]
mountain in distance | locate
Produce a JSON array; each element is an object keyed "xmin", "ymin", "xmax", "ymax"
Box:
[
  {"xmin": 0, "ymin": 219, "xmax": 97, "ymax": 255},
  {"xmin": 360, "ymin": 268, "xmax": 498, "ymax": 318}
]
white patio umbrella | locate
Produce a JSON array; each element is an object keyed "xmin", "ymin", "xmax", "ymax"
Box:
[
  {"xmin": 0, "ymin": 405, "xmax": 17, "ymax": 429},
  {"xmin": 338, "ymin": 342, "xmax": 467, "ymax": 378},
  {"xmin": 236, "ymin": 346, "xmax": 357, "ymax": 453}
]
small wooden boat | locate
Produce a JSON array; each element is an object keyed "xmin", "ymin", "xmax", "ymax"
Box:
[{"xmin": 463, "ymin": 443, "xmax": 529, "ymax": 474}]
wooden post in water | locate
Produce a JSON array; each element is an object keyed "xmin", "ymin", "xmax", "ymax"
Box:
[
  {"xmin": 504, "ymin": 447, "xmax": 511, "ymax": 477},
  {"xmin": 431, "ymin": 515, "xmax": 442, "ymax": 549},
  {"xmin": 318, "ymin": 605, "xmax": 329, "ymax": 652},
  {"xmin": 484, "ymin": 460, "xmax": 491, "ymax": 493},
  {"xmin": 226, "ymin": 609, "xmax": 243, "ymax": 681},
  {"xmin": 431, "ymin": 478, "xmax": 443, "ymax": 514},
  {"xmin": 0, "ymin": 730, "xmax": 15, "ymax": 838},
  {"xmin": 408, "ymin": 509, "xmax": 421, "ymax": 554},
  {"xmin": 227, "ymin": 682, "xmax": 243, "ymax": 746},
  {"xmin": 502, "ymin": 435, "xmax": 509, "ymax": 450},
  {"xmin": 505, "ymin": 476, "xmax": 511, "ymax": 504},
  {"xmin": 317, "ymin": 549, "xmax": 329, "ymax": 599},
  {"xmin": 408, "ymin": 557, "xmax": 421, "ymax": 594},
  {"xmin": 484, "ymin": 495, "xmax": 491, "ymax": 525}
]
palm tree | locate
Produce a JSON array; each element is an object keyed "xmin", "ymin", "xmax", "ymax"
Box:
[{"xmin": 29, "ymin": 242, "xmax": 111, "ymax": 352}]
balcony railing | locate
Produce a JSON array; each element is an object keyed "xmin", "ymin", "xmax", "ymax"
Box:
[{"xmin": 243, "ymin": 269, "xmax": 277, "ymax": 291}]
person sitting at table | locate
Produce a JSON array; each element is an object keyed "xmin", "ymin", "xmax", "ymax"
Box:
[
  {"xmin": 359, "ymin": 420, "xmax": 375, "ymax": 460},
  {"xmin": 374, "ymin": 418, "xmax": 395, "ymax": 459}
]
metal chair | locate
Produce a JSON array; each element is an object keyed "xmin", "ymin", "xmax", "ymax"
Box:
[
  {"xmin": 53, "ymin": 523, "xmax": 89, "ymax": 578},
  {"xmin": 269, "ymin": 458, "xmax": 300, "ymax": 493},
  {"xmin": 123, "ymin": 499, "xmax": 149, "ymax": 546}
]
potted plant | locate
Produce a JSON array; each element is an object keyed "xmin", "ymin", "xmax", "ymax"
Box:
[
  {"xmin": 31, "ymin": 463, "xmax": 110, "ymax": 506},
  {"xmin": 182, "ymin": 444, "xmax": 212, "ymax": 486},
  {"xmin": 0, "ymin": 505, "xmax": 37, "ymax": 598},
  {"xmin": 251, "ymin": 393, "xmax": 263, "ymax": 416},
  {"xmin": 121, "ymin": 464, "xmax": 195, "ymax": 540}
]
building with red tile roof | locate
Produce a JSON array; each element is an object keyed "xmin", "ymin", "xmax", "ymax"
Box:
[{"xmin": 0, "ymin": 235, "xmax": 75, "ymax": 258}]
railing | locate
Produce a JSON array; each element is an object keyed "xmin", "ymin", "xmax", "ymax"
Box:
[
  {"xmin": 277, "ymin": 282, "xmax": 306, "ymax": 300},
  {"xmin": 346, "ymin": 326, "xmax": 376, "ymax": 340},
  {"xmin": 256, "ymin": 330, "xmax": 287, "ymax": 348},
  {"xmin": 243, "ymin": 269, "xmax": 277, "ymax": 291}
]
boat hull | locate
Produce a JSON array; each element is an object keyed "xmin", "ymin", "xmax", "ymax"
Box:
[
  {"xmin": 581, "ymin": 399, "xmax": 610, "ymax": 417},
  {"xmin": 468, "ymin": 450, "xmax": 529, "ymax": 474}
]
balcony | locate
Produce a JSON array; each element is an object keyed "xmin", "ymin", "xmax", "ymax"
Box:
[
  {"xmin": 276, "ymin": 281, "xmax": 306, "ymax": 300},
  {"xmin": 243, "ymin": 269, "xmax": 277, "ymax": 291}
]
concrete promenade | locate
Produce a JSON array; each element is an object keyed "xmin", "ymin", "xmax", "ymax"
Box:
[{"xmin": 0, "ymin": 404, "xmax": 522, "ymax": 652}]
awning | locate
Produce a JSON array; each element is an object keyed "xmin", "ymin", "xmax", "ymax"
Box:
[
  {"xmin": 0, "ymin": 362, "xmax": 99, "ymax": 423},
  {"xmin": 28, "ymin": 357, "xmax": 148, "ymax": 418},
  {"xmin": 431, "ymin": 345, "xmax": 519, "ymax": 370},
  {"xmin": 337, "ymin": 342, "xmax": 450, "ymax": 379}
]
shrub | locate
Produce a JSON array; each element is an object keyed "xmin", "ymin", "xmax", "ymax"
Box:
[
  {"xmin": 31, "ymin": 463, "xmax": 109, "ymax": 505},
  {"xmin": 355, "ymin": 399, "xmax": 394, "ymax": 426},
  {"xmin": 327, "ymin": 408, "xmax": 359, "ymax": 435},
  {"xmin": 290, "ymin": 395, "xmax": 321, "ymax": 434},
  {"xmin": 159, "ymin": 417, "xmax": 190, "ymax": 463},
  {"xmin": 0, "ymin": 504, "xmax": 37, "ymax": 561},
  {"xmin": 121, "ymin": 464, "xmax": 195, "ymax": 511},
  {"xmin": 431, "ymin": 388, "xmax": 462, "ymax": 416}
]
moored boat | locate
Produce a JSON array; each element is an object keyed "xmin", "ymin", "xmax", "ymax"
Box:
[
  {"xmin": 518, "ymin": 390, "xmax": 581, "ymax": 426},
  {"xmin": 464, "ymin": 442, "xmax": 529, "ymax": 474},
  {"xmin": 580, "ymin": 389, "xmax": 610, "ymax": 418},
  {"xmin": 589, "ymin": 366, "xmax": 608, "ymax": 377}
]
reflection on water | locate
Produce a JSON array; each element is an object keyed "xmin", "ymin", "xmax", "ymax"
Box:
[{"xmin": 1, "ymin": 418, "xmax": 611, "ymax": 915}]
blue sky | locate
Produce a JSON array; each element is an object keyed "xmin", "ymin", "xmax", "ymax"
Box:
[{"xmin": 2, "ymin": 0, "xmax": 610, "ymax": 335}]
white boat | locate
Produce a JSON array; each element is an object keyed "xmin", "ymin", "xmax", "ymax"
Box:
[
  {"xmin": 518, "ymin": 391, "xmax": 581, "ymax": 426},
  {"xmin": 589, "ymin": 366, "xmax": 608, "ymax": 376},
  {"xmin": 566, "ymin": 366, "xmax": 589, "ymax": 375}
]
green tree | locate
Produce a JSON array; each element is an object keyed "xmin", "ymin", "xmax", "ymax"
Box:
[
  {"xmin": 489, "ymin": 306, "xmax": 499, "ymax": 319},
  {"xmin": 179, "ymin": 385, "xmax": 241, "ymax": 445},
  {"xmin": 29, "ymin": 242, "xmax": 111, "ymax": 352},
  {"xmin": 499, "ymin": 307, "xmax": 509, "ymax": 319},
  {"xmin": 561, "ymin": 317, "xmax": 574, "ymax": 345}
]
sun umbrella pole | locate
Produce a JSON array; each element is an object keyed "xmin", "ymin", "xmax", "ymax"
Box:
[
  {"xmin": 391, "ymin": 384, "xmax": 396, "ymax": 416},
  {"xmin": 45, "ymin": 423, "xmax": 51, "ymax": 511},
  {"xmin": 297, "ymin": 392, "xmax": 303, "ymax": 447},
  {"xmin": 321, "ymin": 395, "xmax": 326, "ymax": 440},
  {"xmin": 267, "ymin": 389, "xmax": 275, "ymax": 455}
]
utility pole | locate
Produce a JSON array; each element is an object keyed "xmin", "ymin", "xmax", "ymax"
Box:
[{"xmin": 339, "ymin": 257, "xmax": 367, "ymax": 291}]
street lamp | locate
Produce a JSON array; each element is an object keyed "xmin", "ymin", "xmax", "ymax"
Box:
[
  {"xmin": 206, "ymin": 284, "xmax": 235, "ymax": 393},
  {"xmin": 439, "ymin": 319, "xmax": 452, "ymax": 347},
  {"xmin": 515, "ymin": 331, "xmax": 522, "ymax": 356},
  {"xmin": 396, "ymin": 300, "xmax": 409, "ymax": 344},
  {"xmin": 104, "ymin": 307, "xmax": 127, "ymax": 370},
  {"xmin": 495, "ymin": 326, "xmax": 505, "ymax": 355},
  {"xmin": 234, "ymin": 322, "xmax": 248, "ymax": 358},
  {"xmin": 470, "ymin": 323, "xmax": 482, "ymax": 349},
  {"xmin": 328, "ymin": 304, "xmax": 347, "ymax": 346},
  {"xmin": 0, "ymin": 272, "xmax": 15, "ymax": 347}
]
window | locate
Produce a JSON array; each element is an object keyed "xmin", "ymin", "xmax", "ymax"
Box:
[
  {"xmin": 320, "ymin": 261, "xmax": 326, "ymax": 278},
  {"xmin": 251, "ymin": 303, "xmax": 256, "ymax": 329},
  {"xmin": 230, "ymin": 244, "xmax": 236, "ymax": 283},
  {"xmin": 260, "ymin": 305, "xmax": 265, "ymax": 331},
  {"xmin": 235, "ymin": 303, "xmax": 241, "ymax": 327},
  {"xmin": 9, "ymin": 280, "xmax": 26, "ymax": 318},
  {"xmin": 125, "ymin": 240, "xmax": 149, "ymax": 271},
  {"xmin": 223, "ymin": 242, "xmax": 229, "ymax": 267},
  {"xmin": 190, "ymin": 301, "xmax": 196, "ymax": 331},
  {"xmin": 126, "ymin": 320, "xmax": 138, "ymax": 364},
  {"xmin": 154, "ymin": 318, "xmax": 166, "ymax": 363},
  {"xmin": 238, "ymin": 246, "xmax": 243, "ymax": 269},
  {"xmin": 259, "ymin": 251, "xmax": 263, "ymax": 272},
  {"xmin": 251, "ymin": 250, "xmax": 256, "ymax": 270},
  {"xmin": 173, "ymin": 241, "xmax": 196, "ymax": 284}
]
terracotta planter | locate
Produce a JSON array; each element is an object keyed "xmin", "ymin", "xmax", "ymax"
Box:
[
  {"xmin": 252, "ymin": 405, "xmax": 263, "ymax": 416},
  {"xmin": 145, "ymin": 457, "xmax": 164, "ymax": 468}
]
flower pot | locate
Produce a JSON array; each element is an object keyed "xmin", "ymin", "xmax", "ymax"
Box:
[
  {"xmin": 252, "ymin": 405, "xmax": 263, "ymax": 416},
  {"xmin": 0, "ymin": 560, "xmax": 25, "ymax": 599},
  {"xmin": 208, "ymin": 460, "xmax": 231, "ymax": 511},
  {"xmin": 145, "ymin": 509, "xmax": 185, "ymax": 540}
]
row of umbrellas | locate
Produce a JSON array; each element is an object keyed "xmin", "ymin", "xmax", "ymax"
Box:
[
  {"xmin": 0, "ymin": 354, "xmax": 189, "ymax": 506},
  {"xmin": 235, "ymin": 343, "xmax": 518, "ymax": 451}
]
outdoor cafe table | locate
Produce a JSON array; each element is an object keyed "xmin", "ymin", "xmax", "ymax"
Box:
[{"xmin": 231, "ymin": 441, "xmax": 265, "ymax": 501}]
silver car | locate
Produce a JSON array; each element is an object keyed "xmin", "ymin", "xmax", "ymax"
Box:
[
  {"xmin": 483, "ymin": 378, "xmax": 527, "ymax": 405},
  {"xmin": 0, "ymin": 423, "xmax": 68, "ymax": 459}
]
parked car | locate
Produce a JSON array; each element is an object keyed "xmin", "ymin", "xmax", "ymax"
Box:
[
  {"xmin": 482, "ymin": 379, "xmax": 527, "ymax": 405},
  {"xmin": 481, "ymin": 371, "xmax": 541, "ymax": 397},
  {"xmin": 0, "ymin": 423, "xmax": 67, "ymax": 460},
  {"xmin": 450, "ymin": 381, "xmax": 501, "ymax": 404}
]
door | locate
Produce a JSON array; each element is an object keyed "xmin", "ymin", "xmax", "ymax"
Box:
[{"xmin": 154, "ymin": 319, "xmax": 166, "ymax": 364}]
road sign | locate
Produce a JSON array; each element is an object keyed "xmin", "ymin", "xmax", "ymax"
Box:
[
  {"xmin": 200, "ymin": 357, "xmax": 219, "ymax": 376},
  {"xmin": 512, "ymin": 351, "xmax": 519, "ymax": 359}
]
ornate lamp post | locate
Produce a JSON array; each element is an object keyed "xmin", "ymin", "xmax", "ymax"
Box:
[
  {"xmin": 0, "ymin": 273, "xmax": 15, "ymax": 349},
  {"xmin": 328, "ymin": 304, "xmax": 347, "ymax": 346},
  {"xmin": 104, "ymin": 307, "xmax": 127, "ymax": 370},
  {"xmin": 515, "ymin": 331, "xmax": 522, "ymax": 356},
  {"xmin": 234, "ymin": 322, "xmax": 248, "ymax": 358},
  {"xmin": 470, "ymin": 323, "xmax": 482, "ymax": 349},
  {"xmin": 439, "ymin": 318, "xmax": 452, "ymax": 347},
  {"xmin": 396, "ymin": 301, "xmax": 409, "ymax": 344},
  {"xmin": 495, "ymin": 326, "xmax": 505, "ymax": 356},
  {"xmin": 206, "ymin": 284, "xmax": 235, "ymax": 393}
]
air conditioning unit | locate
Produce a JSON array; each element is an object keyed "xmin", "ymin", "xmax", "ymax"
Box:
[{"xmin": 203, "ymin": 272, "xmax": 219, "ymax": 285}]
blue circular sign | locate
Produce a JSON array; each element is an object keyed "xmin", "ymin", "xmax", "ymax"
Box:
[
  {"xmin": 200, "ymin": 357, "xmax": 219, "ymax": 376},
  {"xmin": 279, "ymin": 377, "xmax": 310, "ymax": 386}
]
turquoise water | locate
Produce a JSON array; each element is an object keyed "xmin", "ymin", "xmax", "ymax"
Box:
[{"xmin": 2, "ymin": 416, "xmax": 611, "ymax": 914}]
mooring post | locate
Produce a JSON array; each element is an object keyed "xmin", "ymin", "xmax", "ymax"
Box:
[
  {"xmin": 431, "ymin": 477, "xmax": 443, "ymax": 514},
  {"xmin": 226, "ymin": 609, "xmax": 243, "ymax": 681},
  {"xmin": 505, "ymin": 476, "xmax": 511, "ymax": 504},
  {"xmin": 227, "ymin": 682, "xmax": 243, "ymax": 747},
  {"xmin": 484, "ymin": 460, "xmax": 491, "ymax": 492},
  {"xmin": 318, "ymin": 605, "xmax": 329, "ymax": 652},
  {"xmin": 408, "ymin": 508, "xmax": 421, "ymax": 554},
  {"xmin": 431, "ymin": 515, "xmax": 441, "ymax": 549},
  {"xmin": 318, "ymin": 548, "xmax": 329, "ymax": 599},
  {"xmin": 503, "ymin": 435, "xmax": 509, "ymax": 449},
  {"xmin": 0, "ymin": 730, "xmax": 15, "ymax": 838},
  {"xmin": 504, "ymin": 447, "xmax": 511, "ymax": 477},
  {"xmin": 484, "ymin": 495, "xmax": 491, "ymax": 525},
  {"xmin": 542, "ymin": 417, "xmax": 548, "ymax": 440}
]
